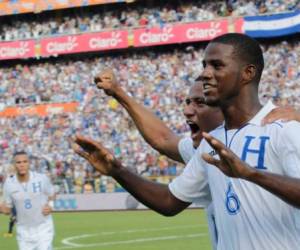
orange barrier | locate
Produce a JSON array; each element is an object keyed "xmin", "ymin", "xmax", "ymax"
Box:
[
  {"xmin": 0, "ymin": 0, "xmax": 128, "ymax": 16},
  {"xmin": 0, "ymin": 102, "xmax": 79, "ymax": 117}
]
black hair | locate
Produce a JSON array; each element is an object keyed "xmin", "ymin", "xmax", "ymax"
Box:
[
  {"xmin": 210, "ymin": 33, "xmax": 264, "ymax": 82},
  {"xmin": 13, "ymin": 151, "xmax": 28, "ymax": 158}
]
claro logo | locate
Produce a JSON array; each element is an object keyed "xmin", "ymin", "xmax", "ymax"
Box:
[
  {"xmin": 46, "ymin": 36, "xmax": 78, "ymax": 54},
  {"xmin": 54, "ymin": 198, "xmax": 78, "ymax": 210},
  {"xmin": 186, "ymin": 22, "xmax": 222, "ymax": 40},
  {"xmin": 139, "ymin": 26, "xmax": 174, "ymax": 44},
  {"xmin": 0, "ymin": 42, "xmax": 30, "ymax": 58},
  {"xmin": 89, "ymin": 32, "xmax": 123, "ymax": 49}
]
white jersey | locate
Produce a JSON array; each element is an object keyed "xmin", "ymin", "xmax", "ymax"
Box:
[
  {"xmin": 170, "ymin": 101, "xmax": 300, "ymax": 250},
  {"xmin": 3, "ymin": 171, "xmax": 54, "ymax": 227},
  {"xmin": 178, "ymin": 137, "xmax": 195, "ymax": 164},
  {"xmin": 178, "ymin": 137, "xmax": 218, "ymax": 250}
]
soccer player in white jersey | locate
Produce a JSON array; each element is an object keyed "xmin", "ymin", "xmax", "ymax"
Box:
[
  {"xmin": 72, "ymin": 33, "xmax": 300, "ymax": 250},
  {"xmin": 0, "ymin": 151, "xmax": 55, "ymax": 250},
  {"xmin": 94, "ymin": 70, "xmax": 223, "ymax": 249}
]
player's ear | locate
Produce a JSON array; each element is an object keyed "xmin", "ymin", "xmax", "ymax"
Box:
[{"xmin": 242, "ymin": 64, "xmax": 256, "ymax": 84}]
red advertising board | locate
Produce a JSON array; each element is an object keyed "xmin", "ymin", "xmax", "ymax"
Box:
[
  {"xmin": 0, "ymin": 18, "xmax": 244, "ymax": 60},
  {"xmin": 40, "ymin": 31, "xmax": 129, "ymax": 57},
  {"xmin": 133, "ymin": 19, "xmax": 244, "ymax": 47},
  {"xmin": 0, "ymin": 40, "xmax": 35, "ymax": 60},
  {"xmin": 133, "ymin": 24, "xmax": 180, "ymax": 47}
]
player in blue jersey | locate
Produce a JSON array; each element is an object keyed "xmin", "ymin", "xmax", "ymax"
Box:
[
  {"xmin": 0, "ymin": 151, "xmax": 55, "ymax": 250},
  {"xmin": 72, "ymin": 33, "xmax": 300, "ymax": 250}
]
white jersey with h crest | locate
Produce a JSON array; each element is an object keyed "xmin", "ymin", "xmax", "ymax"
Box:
[
  {"xmin": 3, "ymin": 171, "xmax": 54, "ymax": 227},
  {"xmin": 170, "ymin": 101, "xmax": 300, "ymax": 250},
  {"xmin": 178, "ymin": 137, "xmax": 218, "ymax": 250}
]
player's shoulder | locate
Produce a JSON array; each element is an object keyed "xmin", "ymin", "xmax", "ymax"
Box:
[
  {"xmin": 30, "ymin": 171, "xmax": 48, "ymax": 181},
  {"xmin": 267, "ymin": 120, "xmax": 300, "ymax": 147},
  {"xmin": 5, "ymin": 174, "xmax": 16, "ymax": 183},
  {"xmin": 179, "ymin": 137, "xmax": 193, "ymax": 145},
  {"xmin": 3, "ymin": 175, "xmax": 17, "ymax": 190},
  {"xmin": 267, "ymin": 120, "xmax": 300, "ymax": 132}
]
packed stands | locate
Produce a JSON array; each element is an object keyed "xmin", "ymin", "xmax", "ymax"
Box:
[
  {"xmin": 0, "ymin": 0, "xmax": 300, "ymax": 194},
  {"xmin": 0, "ymin": 0, "xmax": 299, "ymax": 41}
]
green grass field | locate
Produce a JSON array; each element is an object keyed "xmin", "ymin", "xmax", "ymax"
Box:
[{"xmin": 0, "ymin": 209, "xmax": 211, "ymax": 250}]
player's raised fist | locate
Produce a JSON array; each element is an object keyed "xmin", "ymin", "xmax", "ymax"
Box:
[{"xmin": 94, "ymin": 69, "xmax": 119, "ymax": 96}]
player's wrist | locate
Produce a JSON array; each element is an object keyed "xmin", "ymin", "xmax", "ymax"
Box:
[
  {"xmin": 242, "ymin": 166, "xmax": 259, "ymax": 181},
  {"xmin": 110, "ymin": 161, "xmax": 125, "ymax": 178}
]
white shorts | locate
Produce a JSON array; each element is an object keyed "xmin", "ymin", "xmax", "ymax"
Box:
[
  {"xmin": 205, "ymin": 203, "xmax": 218, "ymax": 250},
  {"xmin": 16, "ymin": 219, "xmax": 54, "ymax": 250}
]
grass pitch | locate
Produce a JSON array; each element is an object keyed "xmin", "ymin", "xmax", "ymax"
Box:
[{"xmin": 0, "ymin": 209, "xmax": 211, "ymax": 250}]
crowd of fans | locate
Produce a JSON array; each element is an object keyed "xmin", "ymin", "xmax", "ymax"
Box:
[
  {"xmin": 0, "ymin": 37, "xmax": 300, "ymax": 194},
  {"xmin": 0, "ymin": 0, "xmax": 299, "ymax": 194},
  {"xmin": 0, "ymin": 0, "xmax": 299, "ymax": 41}
]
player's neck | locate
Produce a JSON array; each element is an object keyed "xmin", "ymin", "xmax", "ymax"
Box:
[
  {"xmin": 17, "ymin": 172, "xmax": 30, "ymax": 183},
  {"xmin": 222, "ymin": 94, "xmax": 262, "ymax": 130}
]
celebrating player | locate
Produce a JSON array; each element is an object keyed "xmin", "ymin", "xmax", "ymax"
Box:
[
  {"xmin": 72, "ymin": 33, "xmax": 300, "ymax": 250},
  {"xmin": 95, "ymin": 70, "xmax": 223, "ymax": 249}
]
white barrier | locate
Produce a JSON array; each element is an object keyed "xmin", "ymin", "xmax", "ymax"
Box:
[{"xmin": 53, "ymin": 192, "xmax": 202, "ymax": 211}]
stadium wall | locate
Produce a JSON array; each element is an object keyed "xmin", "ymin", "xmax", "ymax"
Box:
[{"xmin": 53, "ymin": 193, "xmax": 202, "ymax": 211}]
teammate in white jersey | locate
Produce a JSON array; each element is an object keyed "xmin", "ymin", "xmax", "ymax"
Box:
[
  {"xmin": 0, "ymin": 151, "xmax": 55, "ymax": 250},
  {"xmin": 72, "ymin": 33, "xmax": 300, "ymax": 250},
  {"xmin": 94, "ymin": 70, "xmax": 223, "ymax": 249}
]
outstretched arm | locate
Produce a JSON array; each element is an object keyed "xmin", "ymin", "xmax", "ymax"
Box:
[
  {"xmin": 201, "ymin": 132, "xmax": 300, "ymax": 208},
  {"xmin": 72, "ymin": 135, "xmax": 190, "ymax": 216},
  {"xmin": 95, "ymin": 70, "xmax": 183, "ymax": 163}
]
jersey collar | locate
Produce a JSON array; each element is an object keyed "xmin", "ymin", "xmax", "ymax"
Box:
[{"xmin": 247, "ymin": 100, "xmax": 276, "ymax": 126}]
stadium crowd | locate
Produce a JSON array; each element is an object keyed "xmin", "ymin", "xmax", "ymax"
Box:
[
  {"xmin": 0, "ymin": 37, "xmax": 300, "ymax": 194},
  {"xmin": 0, "ymin": 0, "xmax": 299, "ymax": 41}
]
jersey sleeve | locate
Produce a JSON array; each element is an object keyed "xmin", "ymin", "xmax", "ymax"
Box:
[
  {"xmin": 178, "ymin": 137, "xmax": 195, "ymax": 164},
  {"xmin": 43, "ymin": 175, "xmax": 55, "ymax": 197},
  {"xmin": 169, "ymin": 145, "xmax": 211, "ymax": 206},
  {"xmin": 3, "ymin": 180, "xmax": 13, "ymax": 208},
  {"xmin": 277, "ymin": 121, "xmax": 300, "ymax": 178}
]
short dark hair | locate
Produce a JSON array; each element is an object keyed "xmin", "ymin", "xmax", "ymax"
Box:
[
  {"xmin": 13, "ymin": 151, "xmax": 28, "ymax": 158},
  {"xmin": 210, "ymin": 33, "xmax": 264, "ymax": 82}
]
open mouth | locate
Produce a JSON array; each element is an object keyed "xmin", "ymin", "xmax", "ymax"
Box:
[{"xmin": 187, "ymin": 121, "xmax": 201, "ymax": 139}]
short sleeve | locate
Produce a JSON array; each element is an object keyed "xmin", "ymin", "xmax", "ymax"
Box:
[
  {"xmin": 169, "ymin": 146, "xmax": 211, "ymax": 206},
  {"xmin": 277, "ymin": 121, "xmax": 300, "ymax": 178},
  {"xmin": 43, "ymin": 175, "xmax": 55, "ymax": 197},
  {"xmin": 178, "ymin": 137, "xmax": 195, "ymax": 164},
  {"xmin": 3, "ymin": 181, "xmax": 13, "ymax": 208}
]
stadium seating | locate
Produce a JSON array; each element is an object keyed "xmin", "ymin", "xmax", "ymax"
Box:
[{"xmin": 0, "ymin": 0, "xmax": 299, "ymax": 194}]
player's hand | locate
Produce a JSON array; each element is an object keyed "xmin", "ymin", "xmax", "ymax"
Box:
[
  {"xmin": 201, "ymin": 132, "xmax": 255, "ymax": 179},
  {"xmin": 262, "ymin": 106, "xmax": 300, "ymax": 125},
  {"xmin": 94, "ymin": 69, "xmax": 120, "ymax": 96},
  {"xmin": 71, "ymin": 135, "xmax": 121, "ymax": 176},
  {"xmin": 42, "ymin": 204, "xmax": 52, "ymax": 216}
]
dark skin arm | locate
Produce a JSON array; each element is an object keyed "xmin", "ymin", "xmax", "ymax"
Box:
[
  {"xmin": 94, "ymin": 69, "xmax": 183, "ymax": 163},
  {"xmin": 72, "ymin": 135, "xmax": 190, "ymax": 216},
  {"xmin": 262, "ymin": 106, "xmax": 300, "ymax": 125},
  {"xmin": 201, "ymin": 132, "xmax": 300, "ymax": 209}
]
